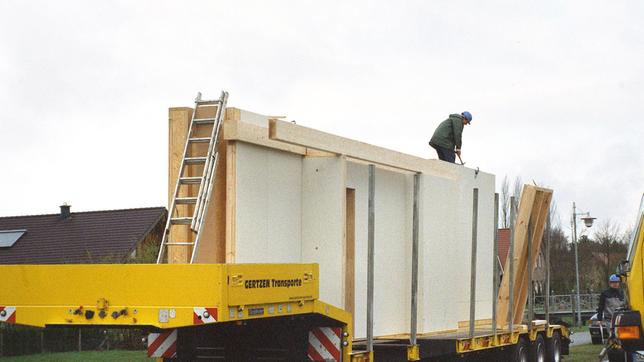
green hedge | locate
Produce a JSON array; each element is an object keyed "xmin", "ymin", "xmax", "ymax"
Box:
[{"xmin": 1, "ymin": 324, "xmax": 146, "ymax": 357}]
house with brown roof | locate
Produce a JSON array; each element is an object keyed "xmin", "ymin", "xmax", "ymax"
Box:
[
  {"xmin": 0, "ymin": 205, "xmax": 166, "ymax": 264},
  {"xmin": 498, "ymin": 227, "xmax": 547, "ymax": 294}
]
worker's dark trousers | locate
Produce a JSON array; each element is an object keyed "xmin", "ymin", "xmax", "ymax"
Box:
[{"xmin": 433, "ymin": 145, "xmax": 456, "ymax": 163}]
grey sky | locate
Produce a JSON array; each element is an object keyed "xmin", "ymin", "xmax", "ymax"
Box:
[{"xmin": 1, "ymin": 1, "xmax": 643, "ymax": 237}]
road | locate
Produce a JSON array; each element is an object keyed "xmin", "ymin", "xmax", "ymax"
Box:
[{"xmin": 570, "ymin": 330, "xmax": 592, "ymax": 346}]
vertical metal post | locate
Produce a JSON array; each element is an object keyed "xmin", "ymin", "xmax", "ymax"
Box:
[
  {"xmin": 545, "ymin": 211, "xmax": 551, "ymax": 325},
  {"xmin": 492, "ymin": 193, "xmax": 499, "ymax": 336},
  {"xmin": 508, "ymin": 196, "xmax": 516, "ymax": 331},
  {"xmin": 367, "ymin": 164, "xmax": 375, "ymax": 354},
  {"xmin": 78, "ymin": 327, "xmax": 82, "ymax": 352},
  {"xmin": 527, "ymin": 221, "xmax": 534, "ymax": 326},
  {"xmin": 469, "ymin": 188, "xmax": 479, "ymax": 338},
  {"xmin": 572, "ymin": 202, "xmax": 582, "ymax": 326},
  {"xmin": 410, "ymin": 173, "xmax": 421, "ymax": 346}
]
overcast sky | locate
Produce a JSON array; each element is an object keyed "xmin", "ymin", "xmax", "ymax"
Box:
[{"xmin": 1, "ymin": 1, "xmax": 643, "ymax": 238}]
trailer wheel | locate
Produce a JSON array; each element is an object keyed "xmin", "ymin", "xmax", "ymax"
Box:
[
  {"xmin": 546, "ymin": 331, "xmax": 561, "ymax": 362},
  {"xmin": 530, "ymin": 334, "xmax": 546, "ymax": 362},
  {"xmin": 511, "ymin": 336, "xmax": 529, "ymax": 362}
]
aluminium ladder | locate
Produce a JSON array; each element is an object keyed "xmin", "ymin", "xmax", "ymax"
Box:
[{"xmin": 156, "ymin": 91, "xmax": 229, "ymax": 264}]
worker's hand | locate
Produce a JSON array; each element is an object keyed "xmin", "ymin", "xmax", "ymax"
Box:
[{"xmin": 455, "ymin": 149, "xmax": 461, "ymax": 157}]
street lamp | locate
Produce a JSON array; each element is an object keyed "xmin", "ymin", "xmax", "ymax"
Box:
[{"xmin": 572, "ymin": 202, "xmax": 596, "ymax": 326}]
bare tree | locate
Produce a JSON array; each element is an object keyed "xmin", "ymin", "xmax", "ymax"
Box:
[
  {"xmin": 595, "ymin": 220, "xmax": 626, "ymax": 284},
  {"xmin": 500, "ymin": 175, "xmax": 510, "ymax": 228},
  {"xmin": 512, "ymin": 176, "xmax": 523, "ymax": 200}
]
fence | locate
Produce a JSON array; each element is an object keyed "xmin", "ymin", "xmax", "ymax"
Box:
[
  {"xmin": 0, "ymin": 324, "xmax": 146, "ymax": 357},
  {"xmin": 533, "ymin": 293, "xmax": 600, "ymax": 315}
]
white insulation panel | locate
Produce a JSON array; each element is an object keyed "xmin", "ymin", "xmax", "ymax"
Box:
[{"xmin": 232, "ymin": 139, "xmax": 496, "ymax": 338}]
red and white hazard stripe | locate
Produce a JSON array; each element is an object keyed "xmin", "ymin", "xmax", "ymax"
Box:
[
  {"xmin": 0, "ymin": 306, "xmax": 16, "ymax": 324},
  {"xmin": 147, "ymin": 329, "xmax": 177, "ymax": 358},
  {"xmin": 308, "ymin": 326, "xmax": 341, "ymax": 361},
  {"xmin": 193, "ymin": 307, "xmax": 217, "ymax": 324}
]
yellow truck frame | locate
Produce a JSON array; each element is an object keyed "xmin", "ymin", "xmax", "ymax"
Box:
[{"xmin": 605, "ymin": 195, "xmax": 644, "ymax": 362}]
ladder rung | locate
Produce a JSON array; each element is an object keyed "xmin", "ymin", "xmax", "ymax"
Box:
[
  {"xmin": 194, "ymin": 118, "xmax": 216, "ymax": 124},
  {"xmin": 184, "ymin": 157, "xmax": 207, "ymax": 165},
  {"xmin": 176, "ymin": 197, "xmax": 198, "ymax": 204},
  {"xmin": 188, "ymin": 137, "xmax": 211, "ymax": 143},
  {"xmin": 170, "ymin": 217, "xmax": 192, "ymax": 225},
  {"xmin": 197, "ymin": 100, "xmax": 221, "ymax": 105},
  {"xmin": 179, "ymin": 176, "xmax": 202, "ymax": 184},
  {"xmin": 165, "ymin": 241, "xmax": 195, "ymax": 246}
]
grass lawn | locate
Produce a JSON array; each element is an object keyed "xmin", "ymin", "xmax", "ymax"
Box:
[
  {"xmin": 0, "ymin": 350, "xmax": 151, "ymax": 361},
  {"xmin": 568, "ymin": 343, "xmax": 604, "ymax": 362}
]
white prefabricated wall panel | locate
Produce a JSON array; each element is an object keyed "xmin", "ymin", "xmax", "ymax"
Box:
[
  {"xmin": 232, "ymin": 134, "xmax": 496, "ymax": 338},
  {"xmin": 234, "ymin": 142, "xmax": 303, "ymax": 263},
  {"xmin": 347, "ymin": 163, "xmax": 414, "ymax": 338},
  {"xmin": 301, "ymin": 156, "xmax": 346, "ymax": 308},
  {"xmin": 418, "ymin": 165, "xmax": 495, "ymax": 333}
]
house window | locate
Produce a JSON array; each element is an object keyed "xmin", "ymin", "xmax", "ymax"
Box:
[{"xmin": 0, "ymin": 229, "xmax": 26, "ymax": 247}]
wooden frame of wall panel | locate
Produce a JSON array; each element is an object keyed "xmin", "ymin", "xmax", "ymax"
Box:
[
  {"xmin": 496, "ymin": 185, "xmax": 552, "ymax": 326},
  {"xmin": 168, "ymin": 107, "xmax": 228, "ymax": 264},
  {"xmin": 168, "ymin": 107, "xmax": 195, "ymax": 264},
  {"xmin": 268, "ymin": 119, "xmax": 463, "ymax": 180}
]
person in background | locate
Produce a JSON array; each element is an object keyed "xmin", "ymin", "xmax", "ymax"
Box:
[{"xmin": 597, "ymin": 274, "xmax": 625, "ymax": 323}]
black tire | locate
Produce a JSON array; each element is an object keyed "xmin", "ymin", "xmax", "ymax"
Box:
[
  {"xmin": 546, "ymin": 331, "xmax": 562, "ymax": 362},
  {"xmin": 531, "ymin": 334, "xmax": 546, "ymax": 362},
  {"xmin": 607, "ymin": 348, "xmax": 627, "ymax": 362},
  {"xmin": 511, "ymin": 336, "xmax": 530, "ymax": 362}
]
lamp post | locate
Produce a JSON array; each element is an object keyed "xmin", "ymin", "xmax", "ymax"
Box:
[{"xmin": 571, "ymin": 202, "xmax": 596, "ymax": 326}]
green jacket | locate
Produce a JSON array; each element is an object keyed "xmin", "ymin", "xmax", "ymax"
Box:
[{"xmin": 429, "ymin": 114, "xmax": 465, "ymax": 150}]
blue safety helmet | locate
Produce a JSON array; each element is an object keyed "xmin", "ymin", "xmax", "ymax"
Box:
[
  {"xmin": 462, "ymin": 111, "xmax": 473, "ymax": 123},
  {"xmin": 609, "ymin": 274, "xmax": 620, "ymax": 283}
]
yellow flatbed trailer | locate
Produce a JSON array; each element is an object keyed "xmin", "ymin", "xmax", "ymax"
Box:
[{"xmin": 0, "ymin": 262, "xmax": 569, "ymax": 361}]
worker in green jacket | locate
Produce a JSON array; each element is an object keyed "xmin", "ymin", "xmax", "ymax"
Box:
[{"xmin": 429, "ymin": 112, "xmax": 472, "ymax": 163}]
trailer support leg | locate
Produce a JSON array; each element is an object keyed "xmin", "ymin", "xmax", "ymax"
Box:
[
  {"xmin": 409, "ymin": 173, "xmax": 421, "ymax": 358},
  {"xmin": 508, "ymin": 196, "xmax": 516, "ymax": 331},
  {"xmin": 493, "ymin": 193, "xmax": 499, "ymax": 337},
  {"xmin": 366, "ymin": 164, "xmax": 375, "ymax": 355},
  {"xmin": 469, "ymin": 188, "xmax": 479, "ymax": 338}
]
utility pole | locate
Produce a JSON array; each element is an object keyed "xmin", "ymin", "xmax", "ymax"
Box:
[
  {"xmin": 572, "ymin": 202, "xmax": 582, "ymax": 326},
  {"xmin": 571, "ymin": 201, "xmax": 596, "ymax": 326}
]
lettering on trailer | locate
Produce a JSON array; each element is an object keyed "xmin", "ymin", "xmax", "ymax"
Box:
[{"xmin": 244, "ymin": 278, "xmax": 303, "ymax": 289}]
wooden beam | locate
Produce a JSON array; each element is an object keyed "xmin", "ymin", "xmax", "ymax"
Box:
[
  {"xmin": 168, "ymin": 107, "xmax": 194, "ymax": 264},
  {"xmin": 223, "ymin": 119, "xmax": 308, "ymax": 155},
  {"xmin": 269, "ymin": 119, "xmax": 426, "ymax": 172}
]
